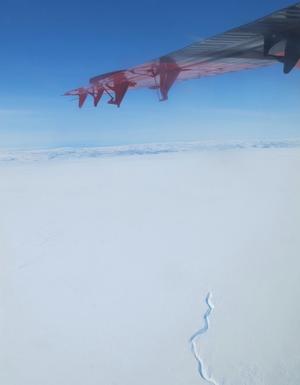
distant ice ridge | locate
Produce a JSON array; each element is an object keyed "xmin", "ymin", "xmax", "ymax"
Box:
[{"xmin": 0, "ymin": 138, "xmax": 299, "ymax": 163}]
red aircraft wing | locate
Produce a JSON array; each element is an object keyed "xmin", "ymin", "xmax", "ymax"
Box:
[{"xmin": 65, "ymin": 2, "xmax": 300, "ymax": 108}]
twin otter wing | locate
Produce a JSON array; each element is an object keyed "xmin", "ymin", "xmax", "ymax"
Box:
[{"xmin": 65, "ymin": 2, "xmax": 300, "ymax": 108}]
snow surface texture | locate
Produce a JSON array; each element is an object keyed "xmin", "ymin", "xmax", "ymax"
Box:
[{"xmin": 1, "ymin": 143, "xmax": 300, "ymax": 385}]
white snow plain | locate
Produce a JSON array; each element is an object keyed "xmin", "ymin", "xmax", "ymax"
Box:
[{"xmin": 0, "ymin": 142, "xmax": 300, "ymax": 385}]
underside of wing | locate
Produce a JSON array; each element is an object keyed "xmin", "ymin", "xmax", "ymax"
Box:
[{"xmin": 65, "ymin": 2, "xmax": 300, "ymax": 108}]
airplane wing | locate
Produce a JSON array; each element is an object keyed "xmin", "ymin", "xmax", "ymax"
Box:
[{"xmin": 65, "ymin": 2, "xmax": 300, "ymax": 108}]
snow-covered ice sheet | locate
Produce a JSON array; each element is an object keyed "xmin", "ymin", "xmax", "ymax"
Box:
[
  {"xmin": 0, "ymin": 146, "xmax": 300, "ymax": 385},
  {"xmin": 0, "ymin": 138, "xmax": 299, "ymax": 163}
]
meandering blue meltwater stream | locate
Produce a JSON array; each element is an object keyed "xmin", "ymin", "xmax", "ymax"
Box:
[{"xmin": 189, "ymin": 292, "xmax": 220, "ymax": 385}]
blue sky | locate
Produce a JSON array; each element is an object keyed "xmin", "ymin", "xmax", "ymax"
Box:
[{"xmin": 0, "ymin": 0, "xmax": 299, "ymax": 149}]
